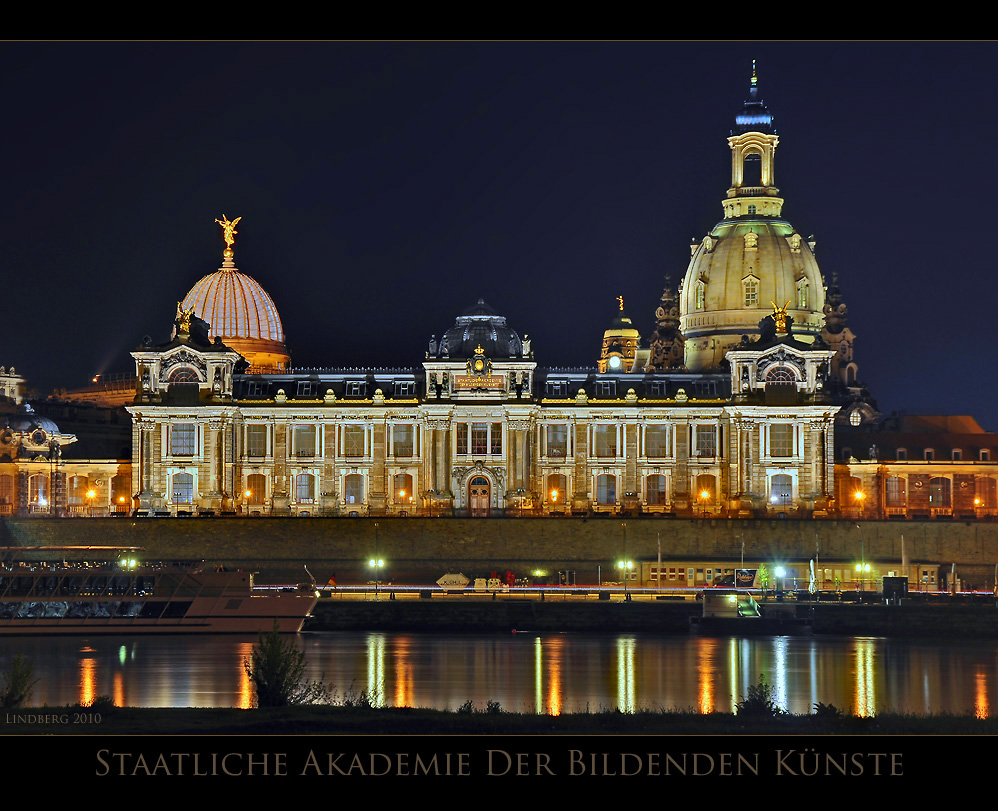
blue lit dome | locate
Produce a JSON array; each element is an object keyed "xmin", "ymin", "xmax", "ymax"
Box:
[{"xmin": 182, "ymin": 262, "xmax": 290, "ymax": 370}]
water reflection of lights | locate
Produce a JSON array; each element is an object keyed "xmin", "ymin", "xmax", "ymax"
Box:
[
  {"xmin": 366, "ymin": 633, "xmax": 386, "ymax": 707},
  {"xmin": 616, "ymin": 636, "xmax": 636, "ymax": 712},
  {"xmin": 853, "ymin": 639, "xmax": 877, "ymax": 717},
  {"xmin": 696, "ymin": 637, "xmax": 718, "ymax": 714},
  {"xmin": 236, "ymin": 641, "xmax": 253, "ymax": 709},
  {"xmin": 534, "ymin": 636, "xmax": 563, "ymax": 716},
  {"xmin": 975, "ymin": 668, "xmax": 988, "ymax": 719},
  {"xmin": 393, "ymin": 636, "xmax": 413, "ymax": 708}
]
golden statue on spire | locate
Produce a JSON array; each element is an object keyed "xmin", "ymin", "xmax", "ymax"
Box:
[
  {"xmin": 215, "ymin": 215, "xmax": 241, "ymax": 254},
  {"xmin": 617, "ymin": 295, "xmax": 625, "ymax": 311}
]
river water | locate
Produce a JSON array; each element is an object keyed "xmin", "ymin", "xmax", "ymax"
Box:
[{"xmin": 1, "ymin": 632, "xmax": 995, "ymax": 716}]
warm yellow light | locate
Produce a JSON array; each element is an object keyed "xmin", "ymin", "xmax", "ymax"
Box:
[
  {"xmin": 550, "ymin": 489, "xmax": 558, "ymax": 501},
  {"xmin": 399, "ymin": 489, "xmax": 405, "ymax": 498},
  {"xmin": 86, "ymin": 490, "xmax": 96, "ymax": 499},
  {"xmin": 854, "ymin": 491, "xmax": 865, "ymax": 501},
  {"xmin": 118, "ymin": 497, "xmax": 126, "ymax": 503},
  {"xmin": 244, "ymin": 490, "xmax": 252, "ymax": 498},
  {"xmin": 975, "ymin": 498, "xmax": 982, "ymax": 506},
  {"xmin": 700, "ymin": 490, "xmax": 710, "ymax": 500}
]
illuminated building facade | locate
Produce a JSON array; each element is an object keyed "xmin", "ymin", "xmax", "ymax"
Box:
[{"xmin": 117, "ymin": 69, "xmax": 996, "ymax": 520}]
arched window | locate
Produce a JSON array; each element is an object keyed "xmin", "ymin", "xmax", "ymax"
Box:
[
  {"xmin": 596, "ymin": 474, "xmax": 616, "ymax": 505},
  {"xmin": 770, "ymin": 474, "xmax": 793, "ymax": 506},
  {"xmin": 547, "ymin": 474, "xmax": 567, "ymax": 504},
  {"xmin": 295, "ymin": 473, "xmax": 315, "ymax": 504},
  {"xmin": 796, "ymin": 278, "xmax": 808, "ymax": 309},
  {"xmin": 929, "ymin": 477, "xmax": 951, "ymax": 508},
  {"xmin": 886, "ymin": 476, "xmax": 906, "ymax": 508},
  {"xmin": 646, "ymin": 474, "xmax": 667, "ymax": 505},
  {"xmin": 767, "ymin": 367, "xmax": 796, "ymax": 384},
  {"xmin": 743, "ymin": 277, "xmax": 758, "ymax": 307},
  {"xmin": 393, "ymin": 473, "xmax": 413, "ymax": 505},
  {"xmin": 246, "ymin": 474, "xmax": 266, "ymax": 505},
  {"xmin": 0, "ymin": 474, "xmax": 13, "ymax": 505},
  {"xmin": 976, "ymin": 477, "xmax": 996, "ymax": 509},
  {"xmin": 694, "ymin": 280, "xmax": 705, "ymax": 310},
  {"xmin": 29, "ymin": 474, "xmax": 47, "ymax": 505},
  {"xmin": 344, "ymin": 474, "xmax": 364, "ymax": 505},
  {"xmin": 172, "ymin": 473, "xmax": 193, "ymax": 505},
  {"xmin": 168, "ymin": 367, "xmax": 199, "ymax": 383},
  {"xmin": 68, "ymin": 475, "xmax": 89, "ymax": 505},
  {"xmin": 695, "ymin": 474, "xmax": 716, "ymax": 503}
]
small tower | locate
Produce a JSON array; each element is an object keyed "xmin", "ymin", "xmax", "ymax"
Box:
[
  {"xmin": 598, "ymin": 296, "xmax": 641, "ymax": 373},
  {"xmin": 646, "ymin": 276, "xmax": 685, "ymax": 371},
  {"xmin": 820, "ymin": 271, "xmax": 859, "ymax": 387}
]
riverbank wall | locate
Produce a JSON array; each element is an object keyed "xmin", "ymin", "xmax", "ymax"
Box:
[{"xmin": 2, "ymin": 515, "xmax": 997, "ymax": 586}]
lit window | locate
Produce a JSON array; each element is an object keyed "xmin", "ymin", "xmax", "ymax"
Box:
[
  {"xmin": 646, "ymin": 425, "xmax": 670, "ymax": 457},
  {"xmin": 546, "ymin": 425, "xmax": 568, "ymax": 458},
  {"xmin": 646, "ymin": 474, "xmax": 667, "ymax": 505},
  {"xmin": 471, "ymin": 423, "xmax": 488, "ymax": 455},
  {"xmin": 695, "ymin": 425, "xmax": 716, "ymax": 457},
  {"xmin": 770, "ymin": 474, "xmax": 792, "ymax": 506},
  {"xmin": 849, "ymin": 411, "xmax": 862, "ymax": 426},
  {"xmin": 886, "ymin": 476, "xmax": 906, "ymax": 507},
  {"xmin": 294, "ymin": 425, "xmax": 317, "ymax": 458},
  {"xmin": 344, "ymin": 474, "xmax": 364, "ymax": 505},
  {"xmin": 394, "ymin": 381, "xmax": 415, "ymax": 398},
  {"xmin": 770, "ymin": 424, "xmax": 793, "ymax": 458},
  {"xmin": 246, "ymin": 474, "xmax": 266, "ymax": 505},
  {"xmin": 343, "ymin": 425, "xmax": 365, "ymax": 457},
  {"xmin": 695, "ymin": 280, "xmax": 705, "ymax": 310},
  {"xmin": 767, "ymin": 367, "xmax": 796, "ymax": 384},
  {"xmin": 295, "ymin": 474, "xmax": 315, "ymax": 504},
  {"xmin": 594, "ymin": 425, "xmax": 617, "ymax": 457},
  {"xmin": 246, "ymin": 425, "xmax": 267, "ymax": 458},
  {"xmin": 393, "ymin": 425, "xmax": 414, "ymax": 457},
  {"xmin": 171, "ymin": 424, "xmax": 196, "ymax": 456},
  {"xmin": 976, "ymin": 478, "xmax": 996, "ymax": 509},
  {"xmin": 743, "ymin": 278, "xmax": 758, "ymax": 307},
  {"xmin": 797, "ymin": 278, "xmax": 808, "ymax": 309},
  {"xmin": 929, "ymin": 477, "xmax": 951, "ymax": 507},
  {"xmin": 172, "ymin": 473, "xmax": 193, "ymax": 505}
]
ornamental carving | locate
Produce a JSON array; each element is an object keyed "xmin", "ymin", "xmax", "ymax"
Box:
[{"xmin": 160, "ymin": 350, "xmax": 207, "ymax": 381}]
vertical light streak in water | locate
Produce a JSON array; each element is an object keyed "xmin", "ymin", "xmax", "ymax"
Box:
[
  {"xmin": 78, "ymin": 648, "xmax": 96, "ymax": 706},
  {"xmin": 113, "ymin": 672, "xmax": 124, "ymax": 708},
  {"xmin": 975, "ymin": 668, "xmax": 989, "ymax": 719},
  {"xmin": 541, "ymin": 636, "xmax": 563, "ymax": 716},
  {"xmin": 235, "ymin": 641, "xmax": 253, "ymax": 709},
  {"xmin": 695, "ymin": 638, "xmax": 716, "ymax": 714},
  {"xmin": 616, "ymin": 636, "xmax": 636, "ymax": 712},
  {"xmin": 853, "ymin": 639, "xmax": 877, "ymax": 717},
  {"xmin": 534, "ymin": 637, "xmax": 543, "ymax": 714},
  {"xmin": 771, "ymin": 637, "xmax": 789, "ymax": 712},
  {"xmin": 809, "ymin": 643, "xmax": 818, "ymax": 712},
  {"xmin": 393, "ymin": 636, "xmax": 412, "ymax": 708},
  {"xmin": 366, "ymin": 633, "xmax": 386, "ymax": 707}
]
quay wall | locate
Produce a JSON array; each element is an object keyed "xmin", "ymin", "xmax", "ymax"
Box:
[{"xmin": 2, "ymin": 516, "xmax": 998, "ymax": 586}]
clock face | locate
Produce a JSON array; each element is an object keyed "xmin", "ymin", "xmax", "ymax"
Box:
[
  {"xmin": 31, "ymin": 429, "xmax": 46, "ymax": 445},
  {"xmin": 609, "ymin": 356, "xmax": 622, "ymax": 369}
]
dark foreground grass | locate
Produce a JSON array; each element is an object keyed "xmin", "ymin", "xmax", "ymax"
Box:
[{"xmin": 6, "ymin": 704, "xmax": 998, "ymax": 735}]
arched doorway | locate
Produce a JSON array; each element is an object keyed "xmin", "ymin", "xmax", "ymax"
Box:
[{"xmin": 469, "ymin": 476, "xmax": 490, "ymax": 517}]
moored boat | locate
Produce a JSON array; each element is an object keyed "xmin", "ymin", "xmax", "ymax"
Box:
[{"xmin": 0, "ymin": 547, "xmax": 318, "ymax": 635}]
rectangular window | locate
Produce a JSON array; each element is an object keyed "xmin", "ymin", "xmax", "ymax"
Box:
[
  {"xmin": 295, "ymin": 474, "xmax": 315, "ymax": 503},
  {"xmin": 245, "ymin": 381, "xmax": 265, "ymax": 397},
  {"xmin": 982, "ymin": 450, "xmax": 991, "ymax": 462},
  {"xmin": 594, "ymin": 425, "xmax": 617, "ymax": 458},
  {"xmin": 394, "ymin": 381, "xmax": 415, "ymax": 398},
  {"xmin": 393, "ymin": 424, "xmax": 414, "ymax": 457},
  {"xmin": 490, "ymin": 423, "xmax": 502, "ymax": 455},
  {"xmin": 546, "ymin": 381, "xmax": 568, "ymax": 398},
  {"xmin": 924, "ymin": 449, "xmax": 935, "ymax": 461},
  {"xmin": 546, "ymin": 425, "xmax": 568, "ymax": 458},
  {"xmin": 594, "ymin": 381, "xmax": 616, "ymax": 398},
  {"xmin": 596, "ymin": 474, "xmax": 616, "ymax": 505},
  {"xmin": 345, "ymin": 381, "xmax": 365, "ymax": 397},
  {"xmin": 343, "ymin": 425, "xmax": 365, "ymax": 457},
  {"xmin": 296, "ymin": 381, "xmax": 316, "ymax": 397},
  {"xmin": 744, "ymin": 279, "xmax": 758, "ymax": 307},
  {"xmin": 171, "ymin": 424, "xmax": 196, "ymax": 456},
  {"xmin": 456, "ymin": 424, "xmax": 468, "ymax": 455},
  {"xmin": 770, "ymin": 424, "xmax": 793, "ymax": 458},
  {"xmin": 646, "ymin": 474, "xmax": 667, "ymax": 505},
  {"xmin": 645, "ymin": 425, "xmax": 670, "ymax": 457},
  {"xmin": 471, "ymin": 423, "xmax": 488, "ymax": 455},
  {"xmin": 647, "ymin": 381, "xmax": 667, "ymax": 397},
  {"xmin": 886, "ymin": 477, "xmax": 906, "ymax": 508},
  {"xmin": 952, "ymin": 449, "xmax": 962, "ymax": 461},
  {"xmin": 246, "ymin": 425, "xmax": 268, "ymax": 458},
  {"xmin": 896, "ymin": 448, "xmax": 907, "ymax": 461},
  {"xmin": 695, "ymin": 425, "xmax": 716, "ymax": 457},
  {"xmin": 294, "ymin": 425, "xmax": 316, "ymax": 458}
]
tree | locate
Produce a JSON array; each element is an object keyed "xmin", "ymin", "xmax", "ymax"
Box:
[
  {"xmin": 756, "ymin": 563, "xmax": 770, "ymax": 591},
  {"xmin": 244, "ymin": 622, "xmax": 329, "ymax": 707}
]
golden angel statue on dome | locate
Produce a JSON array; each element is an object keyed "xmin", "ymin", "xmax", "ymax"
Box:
[{"xmin": 215, "ymin": 215, "xmax": 241, "ymax": 248}]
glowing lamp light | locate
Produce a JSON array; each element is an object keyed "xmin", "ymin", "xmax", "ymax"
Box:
[
  {"xmin": 854, "ymin": 491, "xmax": 865, "ymax": 501},
  {"xmin": 775, "ymin": 566, "xmax": 786, "ymax": 578},
  {"xmin": 700, "ymin": 490, "xmax": 710, "ymax": 500},
  {"xmin": 550, "ymin": 489, "xmax": 559, "ymax": 502},
  {"xmin": 369, "ymin": 559, "xmax": 385, "ymax": 568},
  {"xmin": 244, "ymin": 490, "xmax": 252, "ymax": 498}
]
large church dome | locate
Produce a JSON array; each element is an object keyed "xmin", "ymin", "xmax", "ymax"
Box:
[
  {"xmin": 181, "ymin": 219, "xmax": 290, "ymax": 370},
  {"xmin": 434, "ymin": 299, "xmax": 524, "ymax": 358},
  {"xmin": 679, "ymin": 68, "xmax": 826, "ymax": 370}
]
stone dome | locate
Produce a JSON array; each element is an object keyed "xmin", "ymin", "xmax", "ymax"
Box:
[
  {"xmin": 182, "ymin": 258, "xmax": 289, "ymax": 370},
  {"xmin": 679, "ymin": 68, "xmax": 826, "ymax": 370},
  {"xmin": 437, "ymin": 299, "xmax": 524, "ymax": 358}
]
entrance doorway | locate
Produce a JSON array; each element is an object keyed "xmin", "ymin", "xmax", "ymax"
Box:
[{"xmin": 469, "ymin": 476, "xmax": 490, "ymax": 517}]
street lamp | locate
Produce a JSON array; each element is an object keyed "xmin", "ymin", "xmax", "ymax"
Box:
[
  {"xmin": 619, "ymin": 521, "xmax": 631, "ymax": 601},
  {"xmin": 86, "ymin": 489, "xmax": 96, "ymax": 517},
  {"xmin": 855, "ymin": 562, "xmax": 871, "ymax": 591},
  {"xmin": 854, "ymin": 489, "xmax": 865, "ymax": 518},
  {"xmin": 700, "ymin": 489, "xmax": 711, "ymax": 518}
]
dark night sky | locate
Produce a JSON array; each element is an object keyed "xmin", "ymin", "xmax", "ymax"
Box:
[{"xmin": 2, "ymin": 42, "xmax": 995, "ymax": 426}]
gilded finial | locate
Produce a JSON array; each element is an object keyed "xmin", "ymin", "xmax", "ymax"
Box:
[
  {"xmin": 176, "ymin": 302, "xmax": 195, "ymax": 335},
  {"xmin": 617, "ymin": 295, "xmax": 624, "ymax": 311},
  {"xmin": 771, "ymin": 300, "xmax": 791, "ymax": 333},
  {"xmin": 215, "ymin": 215, "xmax": 241, "ymax": 261},
  {"xmin": 751, "ymin": 59, "xmax": 758, "ymax": 87}
]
